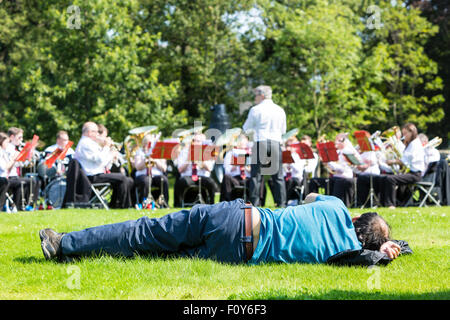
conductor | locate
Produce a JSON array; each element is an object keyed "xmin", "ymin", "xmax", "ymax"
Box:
[{"xmin": 243, "ymin": 85, "xmax": 287, "ymax": 207}]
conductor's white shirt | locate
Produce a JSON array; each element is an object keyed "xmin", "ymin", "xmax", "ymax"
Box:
[
  {"xmin": 243, "ymin": 99, "xmax": 286, "ymax": 143},
  {"xmin": 74, "ymin": 136, "xmax": 113, "ymax": 176}
]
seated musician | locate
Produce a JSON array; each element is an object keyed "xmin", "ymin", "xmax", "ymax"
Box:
[
  {"xmin": 275, "ymin": 135, "xmax": 317, "ymax": 205},
  {"xmin": 43, "ymin": 130, "xmax": 75, "ymax": 176},
  {"xmin": 220, "ymin": 134, "xmax": 266, "ymax": 204},
  {"xmin": 4, "ymin": 127, "xmax": 40, "ymax": 210},
  {"xmin": 73, "ymin": 122, "xmax": 134, "ymax": 209},
  {"xmin": 355, "ymin": 144, "xmax": 381, "ymax": 207},
  {"xmin": 326, "ymin": 133, "xmax": 362, "ymax": 207},
  {"xmin": 174, "ymin": 133, "xmax": 218, "ymax": 207},
  {"xmin": 133, "ymin": 134, "xmax": 169, "ymax": 205},
  {"xmin": 0, "ymin": 132, "xmax": 12, "ymax": 210},
  {"xmin": 97, "ymin": 124, "xmax": 127, "ymax": 175},
  {"xmin": 418, "ymin": 133, "xmax": 441, "ymax": 171},
  {"xmin": 379, "ymin": 123, "xmax": 425, "ymax": 209}
]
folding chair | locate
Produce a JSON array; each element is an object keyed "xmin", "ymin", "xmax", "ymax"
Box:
[
  {"xmin": 4, "ymin": 192, "xmax": 17, "ymax": 213},
  {"xmin": 63, "ymin": 159, "xmax": 112, "ymax": 210},
  {"xmin": 89, "ymin": 182, "xmax": 112, "ymax": 210},
  {"xmin": 406, "ymin": 166, "xmax": 441, "ymax": 207}
]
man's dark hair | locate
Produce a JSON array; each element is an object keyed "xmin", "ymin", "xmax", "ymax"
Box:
[{"xmin": 353, "ymin": 212, "xmax": 391, "ymax": 250}]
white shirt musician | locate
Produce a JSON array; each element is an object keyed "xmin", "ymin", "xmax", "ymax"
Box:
[
  {"xmin": 0, "ymin": 132, "xmax": 34, "ymax": 210},
  {"xmin": 223, "ymin": 148, "xmax": 251, "ymax": 179},
  {"xmin": 174, "ymin": 133, "xmax": 218, "ymax": 207},
  {"xmin": 401, "ymin": 137, "xmax": 425, "ymax": 175},
  {"xmin": 176, "ymin": 134, "xmax": 215, "ymax": 178},
  {"xmin": 356, "ymin": 151, "xmax": 380, "ymax": 176},
  {"xmin": 220, "ymin": 134, "xmax": 260, "ymax": 203},
  {"xmin": 418, "ymin": 133, "xmax": 441, "ymax": 170},
  {"xmin": 133, "ymin": 135, "xmax": 169, "ymax": 205},
  {"xmin": 327, "ymin": 139, "xmax": 358, "ymax": 180},
  {"xmin": 283, "ymin": 151, "xmax": 319, "ymax": 183},
  {"xmin": 73, "ymin": 122, "xmax": 133, "ymax": 209},
  {"xmin": 74, "ymin": 135, "xmax": 113, "ymax": 176},
  {"xmin": 327, "ymin": 134, "xmax": 361, "ymax": 207},
  {"xmin": 380, "ymin": 123, "xmax": 425, "ymax": 208},
  {"xmin": 43, "ymin": 130, "xmax": 75, "ymax": 175}
]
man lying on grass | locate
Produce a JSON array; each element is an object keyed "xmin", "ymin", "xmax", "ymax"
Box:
[{"xmin": 39, "ymin": 193, "xmax": 412, "ymax": 266}]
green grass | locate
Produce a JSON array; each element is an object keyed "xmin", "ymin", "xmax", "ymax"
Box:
[{"xmin": 0, "ymin": 204, "xmax": 449, "ymax": 300}]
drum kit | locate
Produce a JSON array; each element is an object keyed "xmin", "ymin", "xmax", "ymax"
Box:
[{"xmin": 37, "ymin": 155, "xmax": 69, "ymax": 209}]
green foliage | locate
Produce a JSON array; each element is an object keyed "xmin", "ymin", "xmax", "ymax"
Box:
[
  {"xmin": 0, "ymin": 0, "xmax": 185, "ymax": 144},
  {"xmin": 364, "ymin": 1, "xmax": 445, "ymax": 131},
  {"xmin": 0, "ymin": 0, "xmax": 447, "ymax": 146}
]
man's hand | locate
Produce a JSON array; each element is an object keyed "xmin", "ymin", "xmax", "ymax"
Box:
[{"xmin": 380, "ymin": 241, "xmax": 401, "ymax": 259}]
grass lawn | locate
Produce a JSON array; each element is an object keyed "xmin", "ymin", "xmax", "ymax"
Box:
[{"xmin": 0, "ymin": 198, "xmax": 449, "ymax": 300}]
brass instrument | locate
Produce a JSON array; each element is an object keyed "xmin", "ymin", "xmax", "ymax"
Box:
[
  {"xmin": 282, "ymin": 128, "xmax": 299, "ymax": 144},
  {"xmin": 215, "ymin": 128, "xmax": 242, "ymax": 161},
  {"xmin": 424, "ymin": 136, "xmax": 442, "ymax": 149},
  {"xmin": 124, "ymin": 125, "xmax": 158, "ymax": 173},
  {"xmin": 380, "ymin": 126, "xmax": 408, "ymax": 174}
]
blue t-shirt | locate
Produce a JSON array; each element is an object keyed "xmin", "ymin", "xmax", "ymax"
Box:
[{"xmin": 249, "ymin": 195, "xmax": 362, "ymax": 264}]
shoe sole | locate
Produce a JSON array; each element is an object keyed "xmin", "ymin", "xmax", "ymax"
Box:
[{"xmin": 39, "ymin": 229, "xmax": 57, "ymax": 260}]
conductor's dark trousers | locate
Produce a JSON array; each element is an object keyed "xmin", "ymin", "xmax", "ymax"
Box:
[
  {"xmin": 60, "ymin": 199, "xmax": 250, "ymax": 264},
  {"xmin": 250, "ymin": 140, "xmax": 286, "ymax": 207}
]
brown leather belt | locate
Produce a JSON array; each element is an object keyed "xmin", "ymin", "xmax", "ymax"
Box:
[{"xmin": 243, "ymin": 204, "xmax": 253, "ymax": 262}]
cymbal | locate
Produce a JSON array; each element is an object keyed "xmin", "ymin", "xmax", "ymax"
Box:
[
  {"xmin": 129, "ymin": 125, "xmax": 158, "ymax": 135},
  {"xmin": 282, "ymin": 128, "xmax": 299, "ymax": 143},
  {"xmin": 215, "ymin": 128, "xmax": 242, "ymax": 146}
]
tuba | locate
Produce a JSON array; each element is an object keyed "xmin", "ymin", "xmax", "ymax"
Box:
[
  {"xmin": 380, "ymin": 126, "xmax": 408, "ymax": 174},
  {"xmin": 124, "ymin": 125, "xmax": 158, "ymax": 173}
]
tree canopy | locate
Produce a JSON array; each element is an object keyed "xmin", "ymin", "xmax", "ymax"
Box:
[{"xmin": 0, "ymin": 0, "xmax": 447, "ymax": 147}]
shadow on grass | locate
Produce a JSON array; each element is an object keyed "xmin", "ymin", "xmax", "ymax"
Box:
[
  {"xmin": 228, "ymin": 289, "xmax": 450, "ymax": 300},
  {"xmin": 14, "ymin": 256, "xmax": 47, "ymax": 264}
]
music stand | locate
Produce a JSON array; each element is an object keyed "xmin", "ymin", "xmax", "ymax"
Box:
[
  {"xmin": 316, "ymin": 142, "xmax": 339, "ymax": 195},
  {"xmin": 231, "ymin": 149, "xmax": 250, "ymax": 202},
  {"xmin": 353, "ymin": 131, "xmax": 380, "ymax": 209},
  {"xmin": 297, "ymin": 142, "xmax": 316, "ymax": 201},
  {"xmin": 15, "ymin": 135, "xmax": 39, "ymax": 210},
  {"xmin": 150, "ymin": 141, "xmax": 179, "ymax": 208},
  {"xmin": 286, "ymin": 143, "xmax": 316, "ymax": 203},
  {"xmin": 188, "ymin": 144, "xmax": 220, "ymax": 205}
]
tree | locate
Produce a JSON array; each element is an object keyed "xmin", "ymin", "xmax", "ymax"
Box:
[
  {"xmin": 141, "ymin": 0, "xmax": 255, "ymax": 125},
  {"xmin": 255, "ymin": 0, "xmax": 377, "ymax": 139},
  {"xmin": 363, "ymin": 0, "xmax": 444, "ymax": 132},
  {"xmin": 0, "ymin": 0, "xmax": 185, "ymax": 145}
]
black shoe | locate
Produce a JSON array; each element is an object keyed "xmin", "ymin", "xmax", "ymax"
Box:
[{"xmin": 39, "ymin": 228, "xmax": 65, "ymax": 261}]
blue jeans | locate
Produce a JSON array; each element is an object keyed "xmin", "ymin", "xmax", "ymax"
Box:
[{"xmin": 61, "ymin": 199, "xmax": 249, "ymax": 264}]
